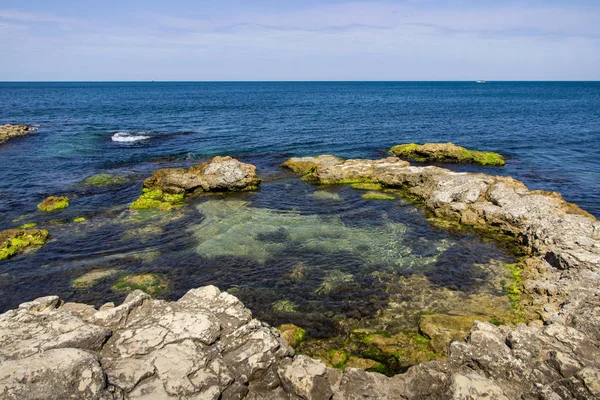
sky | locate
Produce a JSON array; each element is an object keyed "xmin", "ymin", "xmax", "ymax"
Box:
[{"xmin": 1, "ymin": 0, "xmax": 599, "ymax": 81}]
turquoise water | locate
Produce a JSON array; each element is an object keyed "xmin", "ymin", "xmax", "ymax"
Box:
[{"xmin": 0, "ymin": 81, "xmax": 598, "ymax": 334}]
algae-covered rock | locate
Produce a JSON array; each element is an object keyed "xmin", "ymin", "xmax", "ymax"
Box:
[
  {"xmin": 279, "ymin": 324, "xmax": 307, "ymax": 347},
  {"xmin": 362, "ymin": 191, "xmax": 395, "ymax": 200},
  {"xmin": 0, "ymin": 229, "xmax": 49, "ymax": 261},
  {"xmin": 281, "ymin": 155, "xmax": 344, "ymax": 175},
  {"xmin": 83, "ymin": 174, "xmax": 126, "ymax": 187},
  {"xmin": 390, "ymin": 142, "xmax": 505, "ymax": 166},
  {"xmin": 37, "ymin": 196, "xmax": 70, "ymax": 212},
  {"xmin": 419, "ymin": 314, "xmax": 487, "ymax": 355},
  {"xmin": 111, "ymin": 273, "xmax": 168, "ymax": 295},
  {"xmin": 130, "ymin": 189, "xmax": 184, "ymax": 211},
  {"xmin": 0, "ymin": 124, "xmax": 33, "ymax": 145},
  {"xmin": 143, "ymin": 156, "xmax": 261, "ymax": 194},
  {"xmin": 73, "ymin": 217, "xmax": 87, "ymax": 223},
  {"xmin": 18, "ymin": 222, "xmax": 37, "ymax": 229},
  {"xmin": 72, "ymin": 269, "xmax": 118, "ymax": 289}
]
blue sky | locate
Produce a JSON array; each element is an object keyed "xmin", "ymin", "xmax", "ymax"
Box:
[{"xmin": 1, "ymin": 0, "xmax": 599, "ymax": 80}]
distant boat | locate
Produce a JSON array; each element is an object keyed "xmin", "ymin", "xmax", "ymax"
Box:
[{"xmin": 476, "ymin": 80, "xmax": 487, "ymax": 84}]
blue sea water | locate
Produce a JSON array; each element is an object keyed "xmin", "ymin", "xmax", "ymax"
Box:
[
  {"xmin": 1, "ymin": 81, "xmax": 599, "ymax": 220},
  {"xmin": 0, "ymin": 82, "xmax": 599, "ymax": 346}
]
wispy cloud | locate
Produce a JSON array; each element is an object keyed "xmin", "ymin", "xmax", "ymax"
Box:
[{"xmin": 1, "ymin": 1, "xmax": 599, "ymax": 80}]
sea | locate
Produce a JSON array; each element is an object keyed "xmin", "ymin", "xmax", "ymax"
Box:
[{"xmin": 0, "ymin": 82, "xmax": 599, "ymax": 361}]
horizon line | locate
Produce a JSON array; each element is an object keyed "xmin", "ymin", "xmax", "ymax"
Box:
[{"xmin": 0, "ymin": 80, "xmax": 599, "ymax": 83}]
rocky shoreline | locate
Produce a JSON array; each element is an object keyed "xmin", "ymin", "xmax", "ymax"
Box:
[{"xmin": 1, "ymin": 154, "xmax": 599, "ymax": 398}]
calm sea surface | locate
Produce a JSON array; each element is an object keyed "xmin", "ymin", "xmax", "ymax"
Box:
[{"xmin": 0, "ymin": 82, "xmax": 598, "ymax": 343}]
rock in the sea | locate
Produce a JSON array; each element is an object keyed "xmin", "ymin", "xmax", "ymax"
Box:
[
  {"xmin": 390, "ymin": 142, "xmax": 505, "ymax": 166},
  {"xmin": 37, "ymin": 195, "xmax": 70, "ymax": 212},
  {"xmin": 72, "ymin": 269, "xmax": 119, "ymax": 289},
  {"xmin": 0, "ymin": 124, "xmax": 33, "ymax": 145},
  {"xmin": 0, "ymin": 228, "xmax": 49, "ymax": 261},
  {"xmin": 144, "ymin": 156, "xmax": 260, "ymax": 194},
  {"xmin": 419, "ymin": 314, "xmax": 486, "ymax": 355},
  {"xmin": 281, "ymin": 155, "xmax": 344, "ymax": 175},
  {"xmin": 132, "ymin": 156, "xmax": 261, "ymax": 211}
]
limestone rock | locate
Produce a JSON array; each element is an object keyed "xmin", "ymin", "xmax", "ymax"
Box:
[
  {"xmin": 278, "ymin": 355, "xmax": 333, "ymax": 400},
  {"xmin": 281, "ymin": 155, "xmax": 344, "ymax": 175},
  {"xmin": 37, "ymin": 195, "xmax": 70, "ymax": 212},
  {"xmin": 143, "ymin": 156, "xmax": 260, "ymax": 194},
  {"xmin": 0, "ymin": 124, "xmax": 33, "ymax": 145}
]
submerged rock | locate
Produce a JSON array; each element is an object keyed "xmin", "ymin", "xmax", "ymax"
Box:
[
  {"xmin": 0, "ymin": 228, "xmax": 49, "ymax": 261},
  {"xmin": 0, "ymin": 124, "xmax": 33, "ymax": 145},
  {"xmin": 419, "ymin": 314, "xmax": 486, "ymax": 355},
  {"xmin": 112, "ymin": 273, "xmax": 168, "ymax": 295},
  {"xmin": 390, "ymin": 142, "xmax": 505, "ymax": 166},
  {"xmin": 83, "ymin": 174, "xmax": 127, "ymax": 187},
  {"xmin": 72, "ymin": 269, "xmax": 119, "ymax": 289},
  {"xmin": 37, "ymin": 195, "xmax": 70, "ymax": 212}
]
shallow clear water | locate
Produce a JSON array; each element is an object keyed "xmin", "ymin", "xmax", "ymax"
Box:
[{"xmin": 0, "ymin": 81, "xmax": 598, "ymax": 336}]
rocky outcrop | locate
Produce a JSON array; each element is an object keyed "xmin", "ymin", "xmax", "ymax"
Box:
[
  {"xmin": 0, "ymin": 124, "xmax": 33, "ymax": 145},
  {"xmin": 143, "ymin": 156, "xmax": 260, "ymax": 194},
  {"xmin": 390, "ymin": 142, "xmax": 505, "ymax": 166},
  {"xmin": 2, "ymin": 285, "xmax": 600, "ymax": 398},
  {"xmin": 130, "ymin": 156, "xmax": 261, "ymax": 211},
  {"xmin": 0, "ymin": 228, "xmax": 49, "ymax": 261}
]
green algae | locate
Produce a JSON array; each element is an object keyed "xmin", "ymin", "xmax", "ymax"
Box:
[
  {"xmin": 18, "ymin": 223, "xmax": 37, "ymax": 229},
  {"xmin": 361, "ymin": 192, "xmax": 395, "ymax": 200},
  {"xmin": 310, "ymin": 190, "xmax": 342, "ymax": 201},
  {"xmin": 0, "ymin": 229, "xmax": 49, "ymax": 261},
  {"xmin": 73, "ymin": 217, "xmax": 87, "ymax": 223},
  {"xmin": 112, "ymin": 273, "xmax": 168, "ymax": 295},
  {"xmin": 503, "ymin": 263, "xmax": 525, "ymax": 322},
  {"xmin": 83, "ymin": 174, "xmax": 126, "ymax": 187},
  {"xmin": 38, "ymin": 196, "xmax": 70, "ymax": 212},
  {"xmin": 350, "ymin": 183, "xmax": 384, "ymax": 191},
  {"xmin": 130, "ymin": 189, "xmax": 184, "ymax": 211}
]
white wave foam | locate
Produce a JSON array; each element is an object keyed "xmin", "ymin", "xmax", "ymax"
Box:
[{"xmin": 111, "ymin": 132, "xmax": 151, "ymax": 143}]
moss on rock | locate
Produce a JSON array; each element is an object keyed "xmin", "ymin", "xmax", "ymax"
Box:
[
  {"xmin": 130, "ymin": 189, "xmax": 184, "ymax": 211},
  {"xmin": 0, "ymin": 229, "xmax": 49, "ymax": 261},
  {"xmin": 390, "ymin": 142, "xmax": 505, "ymax": 166},
  {"xmin": 112, "ymin": 273, "xmax": 168, "ymax": 295},
  {"xmin": 38, "ymin": 196, "xmax": 70, "ymax": 212}
]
